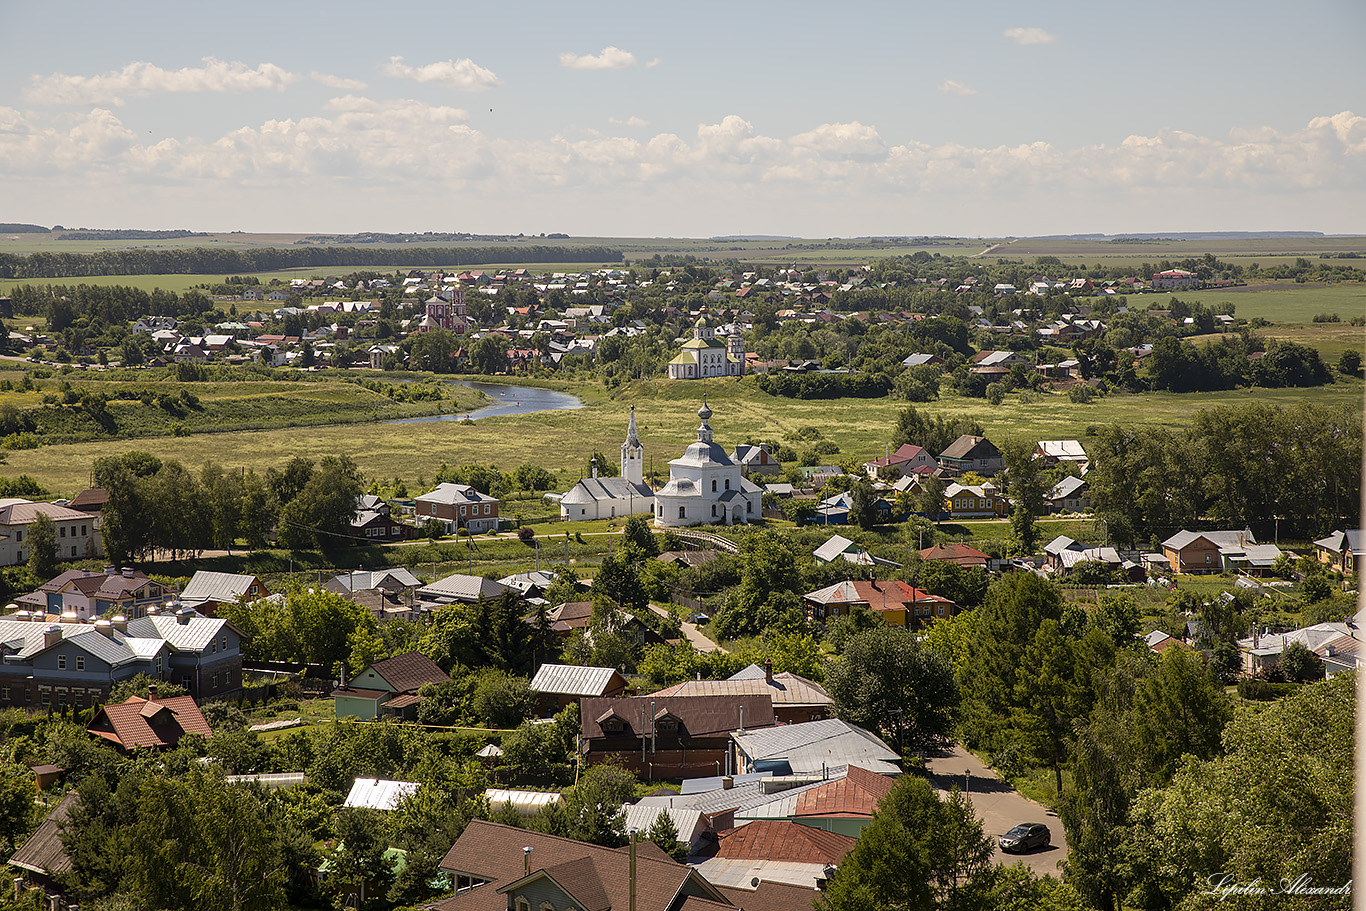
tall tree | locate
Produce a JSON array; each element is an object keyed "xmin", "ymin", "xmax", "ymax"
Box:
[
  {"xmin": 26, "ymin": 512, "xmax": 58, "ymax": 579},
  {"xmin": 822, "ymin": 777, "xmax": 996, "ymax": 911},
  {"xmin": 1001, "ymin": 440, "xmax": 1048, "ymax": 554},
  {"xmin": 827, "ymin": 626, "xmax": 959, "ymax": 752}
]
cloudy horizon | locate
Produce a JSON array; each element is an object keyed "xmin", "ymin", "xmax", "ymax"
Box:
[{"xmin": 2, "ymin": 0, "xmax": 1362, "ymax": 238}]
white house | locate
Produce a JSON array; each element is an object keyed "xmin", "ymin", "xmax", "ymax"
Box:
[
  {"xmin": 654, "ymin": 400, "xmax": 763, "ymax": 528},
  {"xmin": 666, "ymin": 316, "xmax": 745, "ymax": 379}
]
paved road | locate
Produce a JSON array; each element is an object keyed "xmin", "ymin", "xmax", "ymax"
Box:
[
  {"xmin": 649, "ymin": 603, "xmax": 727, "ymax": 653},
  {"xmin": 925, "ymin": 744, "xmax": 1068, "ymax": 877}
]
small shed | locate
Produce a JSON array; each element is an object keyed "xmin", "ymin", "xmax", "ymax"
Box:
[{"xmin": 30, "ymin": 765, "xmax": 62, "ymax": 791}]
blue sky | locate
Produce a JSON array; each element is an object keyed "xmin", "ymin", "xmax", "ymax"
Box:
[{"xmin": 2, "ymin": 0, "xmax": 1363, "ymax": 237}]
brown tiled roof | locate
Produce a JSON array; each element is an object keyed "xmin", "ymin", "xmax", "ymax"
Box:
[
  {"xmin": 793, "ymin": 765, "xmax": 896, "ymax": 818},
  {"xmin": 433, "ymin": 821, "xmax": 729, "ymax": 911},
  {"xmin": 551, "ymin": 601, "xmax": 594, "ymax": 626},
  {"xmin": 709, "ymin": 820, "xmax": 855, "ymax": 864},
  {"xmin": 331, "ymin": 687, "xmax": 388, "ymax": 700},
  {"xmin": 581, "ymin": 694, "xmax": 776, "ymax": 740},
  {"xmin": 368, "ymin": 651, "xmax": 449, "ymax": 694},
  {"xmin": 537, "ymin": 859, "xmax": 612, "ymax": 911},
  {"xmin": 918, "ymin": 542, "xmax": 990, "ymax": 566},
  {"xmin": 31, "ymin": 568, "xmax": 158, "ymax": 601},
  {"xmin": 86, "ymin": 694, "xmax": 212, "ymax": 750},
  {"xmin": 8, "ymin": 792, "xmax": 79, "ymax": 875}
]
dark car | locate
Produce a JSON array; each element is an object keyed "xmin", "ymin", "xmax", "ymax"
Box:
[{"xmin": 999, "ymin": 823, "xmax": 1050, "ymax": 853}]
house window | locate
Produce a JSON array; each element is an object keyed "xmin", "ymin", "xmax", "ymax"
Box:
[
  {"xmin": 81, "ymin": 525, "xmax": 87, "ymax": 536},
  {"xmin": 540, "ymin": 903, "xmax": 555, "ymax": 911},
  {"xmin": 938, "ymin": 605, "xmax": 946, "ymax": 617},
  {"xmin": 711, "ymin": 504, "xmax": 717, "ymax": 517},
  {"xmin": 71, "ymin": 546, "xmax": 77, "ymax": 557},
  {"xmin": 76, "ymin": 656, "xmax": 85, "ymax": 671},
  {"xmin": 484, "ymin": 505, "xmax": 491, "ymax": 515},
  {"xmin": 516, "ymin": 898, "xmax": 530, "ymax": 911},
  {"xmin": 221, "ymin": 637, "xmax": 227, "ymax": 651},
  {"xmin": 182, "ymin": 676, "xmax": 193, "ymax": 689},
  {"xmin": 0, "ymin": 687, "xmax": 8, "ymax": 701},
  {"xmin": 211, "ymin": 640, "xmax": 217, "ymax": 653},
  {"xmin": 747, "ymin": 502, "xmax": 752, "ymax": 513},
  {"xmin": 15, "ymin": 530, "xmax": 22, "ymax": 542},
  {"xmin": 60, "ymin": 526, "xmax": 66, "ymax": 538},
  {"xmin": 725, "ymin": 479, "xmax": 731, "ymax": 490},
  {"xmin": 58, "ymin": 655, "xmax": 67, "ymax": 670},
  {"xmin": 678, "ymin": 506, "xmax": 686, "ymax": 519},
  {"xmin": 712, "ymin": 479, "xmax": 717, "ymax": 492},
  {"xmin": 459, "ymin": 506, "xmax": 467, "ymax": 516},
  {"xmin": 1205, "ymin": 554, "xmax": 1213, "ymax": 564},
  {"xmin": 155, "ymin": 657, "xmax": 162, "ymax": 673}
]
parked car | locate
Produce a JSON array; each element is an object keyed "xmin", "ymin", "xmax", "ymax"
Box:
[
  {"xmin": 690, "ymin": 613, "xmax": 710, "ymax": 625},
  {"xmin": 999, "ymin": 823, "xmax": 1050, "ymax": 853}
]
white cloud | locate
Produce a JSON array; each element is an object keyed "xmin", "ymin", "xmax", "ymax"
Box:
[
  {"xmin": 1004, "ymin": 27, "xmax": 1058, "ymax": 45},
  {"xmin": 559, "ymin": 46, "xmax": 637, "ymax": 70},
  {"xmin": 610, "ymin": 116, "xmax": 650, "ymax": 127},
  {"xmin": 26, "ymin": 58, "xmax": 298, "ymax": 106},
  {"xmin": 311, "ymin": 72, "xmax": 367, "ymax": 90},
  {"xmin": 938, "ymin": 79, "xmax": 978, "ymax": 96},
  {"xmin": 380, "ymin": 56, "xmax": 501, "ymax": 91},
  {"xmin": 3, "ymin": 108, "xmax": 1362, "ymax": 232},
  {"xmin": 645, "ymin": 58, "xmax": 662, "ymax": 69}
]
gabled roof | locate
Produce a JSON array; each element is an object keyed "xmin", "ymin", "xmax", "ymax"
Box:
[
  {"xmin": 731, "ymin": 719, "xmax": 900, "ymax": 776},
  {"xmin": 366, "ymin": 651, "xmax": 449, "ymax": 694},
  {"xmin": 125, "ymin": 613, "xmax": 235, "ymax": 652},
  {"xmin": 180, "ymin": 571, "xmax": 261, "ymax": 605},
  {"xmin": 917, "ymin": 543, "xmax": 989, "ymax": 567},
  {"xmin": 1314, "ymin": 529, "xmax": 1365, "ymax": 557},
  {"xmin": 417, "ymin": 574, "xmax": 510, "ymax": 603},
  {"xmin": 416, "ymin": 483, "xmax": 499, "ymax": 505},
  {"xmin": 792, "ymin": 765, "xmax": 897, "ymax": 818},
  {"xmin": 329, "ymin": 568, "xmax": 422, "ymax": 593},
  {"xmin": 1162, "ymin": 528, "xmax": 1254, "ymax": 552},
  {"xmin": 87, "ymin": 694, "xmax": 212, "ymax": 750},
  {"xmin": 938, "ymin": 434, "xmax": 1000, "ymax": 462},
  {"xmin": 7, "ymin": 792, "xmax": 79, "ymax": 876},
  {"xmin": 530, "ymin": 663, "xmax": 626, "ymax": 697},
  {"xmin": 802, "ymin": 580, "xmax": 949, "ymax": 612},
  {"xmin": 707, "ymin": 819, "xmax": 856, "ymax": 863},
  {"xmin": 812, "ymin": 534, "xmax": 860, "ymax": 563},
  {"xmin": 434, "ymin": 820, "xmax": 730, "ymax": 911},
  {"xmin": 0, "ymin": 499, "xmax": 89, "ymax": 527},
  {"xmin": 560, "ymin": 476, "xmax": 655, "ymax": 505},
  {"xmin": 1036, "ymin": 440, "xmax": 1088, "ymax": 461}
]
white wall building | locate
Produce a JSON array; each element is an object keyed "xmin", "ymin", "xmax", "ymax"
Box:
[
  {"xmin": 559, "ymin": 407, "xmax": 656, "ymax": 520},
  {"xmin": 654, "ymin": 400, "xmax": 762, "ymax": 528},
  {"xmin": 667, "ymin": 316, "xmax": 745, "ymax": 379}
]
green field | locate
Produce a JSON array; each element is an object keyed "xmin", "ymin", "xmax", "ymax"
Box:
[
  {"xmin": 1140, "ymin": 284, "xmax": 1366, "ymax": 324},
  {"xmin": 1, "ymin": 374, "xmax": 1358, "ymax": 498}
]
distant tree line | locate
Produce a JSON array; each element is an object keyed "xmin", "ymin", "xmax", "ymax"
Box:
[
  {"xmin": 1086, "ymin": 401, "xmax": 1360, "ymax": 546},
  {"xmin": 0, "ymin": 244, "xmax": 623, "ymax": 279}
]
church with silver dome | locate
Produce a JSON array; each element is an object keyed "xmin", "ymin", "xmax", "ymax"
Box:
[{"xmin": 653, "ymin": 399, "xmax": 763, "ymax": 528}]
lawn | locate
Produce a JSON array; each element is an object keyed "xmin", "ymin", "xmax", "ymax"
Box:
[
  {"xmin": 1140, "ymin": 284, "xmax": 1366, "ymax": 325},
  {"xmin": 1, "ymin": 374, "xmax": 1358, "ymax": 497}
]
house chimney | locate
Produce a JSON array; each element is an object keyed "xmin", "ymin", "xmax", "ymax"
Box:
[
  {"xmin": 103, "ymin": 565, "xmax": 116, "ymax": 575},
  {"xmin": 43, "ymin": 625, "xmax": 61, "ymax": 649},
  {"xmin": 111, "ymin": 615, "xmax": 128, "ymax": 633},
  {"xmin": 523, "ymin": 846, "xmax": 532, "ymax": 875},
  {"xmin": 148, "ymin": 683, "xmax": 157, "ymax": 701},
  {"xmin": 14, "ymin": 610, "xmax": 29, "ymax": 622},
  {"xmin": 175, "ymin": 607, "xmax": 193, "ymax": 625},
  {"xmin": 122, "ymin": 567, "xmax": 134, "ymax": 579},
  {"xmin": 764, "ymin": 659, "xmax": 773, "ymax": 684},
  {"xmin": 94, "ymin": 619, "xmax": 114, "ymax": 638},
  {"xmin": 722, "ymin": 775, "xmax": 734, "ymax": 790}
]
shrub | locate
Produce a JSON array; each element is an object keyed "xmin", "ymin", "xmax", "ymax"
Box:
[{"xmin": 517, "ymin": 526, "xmax": 536, "ymax": 545}]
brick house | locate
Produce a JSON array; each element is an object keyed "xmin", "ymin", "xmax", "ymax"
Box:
[
  {"xmin": 415, "ymin": 483, "xmax": 501, "ymax": 534},
  {"xmin": 580, "ymin": 694, "xmax": 776, "ymax": 779}
]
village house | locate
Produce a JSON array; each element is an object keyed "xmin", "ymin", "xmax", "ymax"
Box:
[
  {"xmin": 529, "ymin": 663, "xmax": 629, "ymax": 716},
  {"xmin": 651, "ymin": 661, "xmax": 833, "ymax": 725},
  {"xmin": 731, "ymin": 718, "xmax": 901, "ymax": 776},
  {"xmin": 667, "ymin": 316, "xmax": 745, "ymax": 379},
  {"xmin": 803, "ymin": 579, "xmax": 957, "ymax": 628},
  {"xmin": 730, "ymin": 443, "xmax": 781, "ymax": 477},
  {"xmin": 1161, "ymin": 529, "xmax": 1259, "ymax": 575},
  {"xmin": 1314, "ymin": 529, "xmax": 1363, "ymax": 575},
  {"xmin": 14, "ymin": 567, "xmax": 172, "ymax": 621},
  {"xmin": 936, "ymin": 435, "xmax": 1004, "ymax": 477},
  {"xmin": 1047, "ymin": 475, "xmax": 1091, "ymax": 512},
  {"xmin": 917, "ymin": 542, "xmax": 990, "ymax": 569},
  {"xmin": 351, "ymin": 494, "xmax": 409, "ymax": 542},
  {"xmin": 416, "ymin": 483, "xmax": 501, "ymax": 534},
  {"xmin": 179, "ymin": 570, "xmax": 268, "ymax": 615},
  {"xmin": 580, "ymin": 693, "xmax": 776, "ymax": 779},
  {"xmin": 941, "ymin": 482, "xmax": 1009, "ymax": 519},
  {"xmin": 0, "ymin": 499, "xmax": 101, "ymax": 567},
  {"xmin": 333, "ymin": 651, "xmax": 450, "ymax": 722},
  {"xmin": 863, "ymin": 443, "xmax": 938, "ymax": 479},
  {"xmin": 87, "ymin": 688, "xmax": 213, "ymax": 751}
]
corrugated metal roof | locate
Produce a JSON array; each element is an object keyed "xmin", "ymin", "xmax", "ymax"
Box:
[
  {"xmin": 689, "ymin": 857, "xmax": 832, "ymax": 890},
  {"xmin": 126, "ymin": 614, "xmax": 229, "ymax": 652},
  {"xmin": 343, "ymin": 778, "xmax": 419, "ymax": 810},
  {"xmin": 180, "ymin": 571, "xmax": 259, "ymax": 604},
  {"xmin": 417, "ymin": 574, "xmax": 509, "ymax": 602},
  {"xmin": 530, "ymin": 664, "xmax": 622, "ymax": 697},
  {"xmin": 621, "ymin": 803, "xmax": 705, "ymax": 841},
  {"xmin": 732, "ymin": 719, "xmax": 899, "ymax": 775}
]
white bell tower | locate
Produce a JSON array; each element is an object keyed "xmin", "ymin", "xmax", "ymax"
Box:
[{"xmin": 621, "ymin": 406, "xmax": 644, "ymax": 485}]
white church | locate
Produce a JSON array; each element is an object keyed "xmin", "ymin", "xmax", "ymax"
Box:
[
  {"xmin": 667, "ymin": 316, "xmax": 745, "ymax": 379},
  {"xmin": 558, "ymin": 408, "xmax": 656, "ymax": 521},
  {"xmin": 654, "ymin": 399, "xmax": 763, "ymax": 528}
]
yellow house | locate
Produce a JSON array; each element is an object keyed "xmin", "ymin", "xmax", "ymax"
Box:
[{"xmin": 943, "ymin": 482, "xmax": 1009, "ymax": 519}]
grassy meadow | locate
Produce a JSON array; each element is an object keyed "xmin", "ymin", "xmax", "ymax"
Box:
[{"xmin": 1, "ymin": 372, "xmax": 1358, "ymax": 498}]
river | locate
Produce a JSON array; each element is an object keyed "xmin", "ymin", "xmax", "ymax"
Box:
[{"xmin": 387, "ymin": 381, "xmax": 584, "ymax": 423}]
